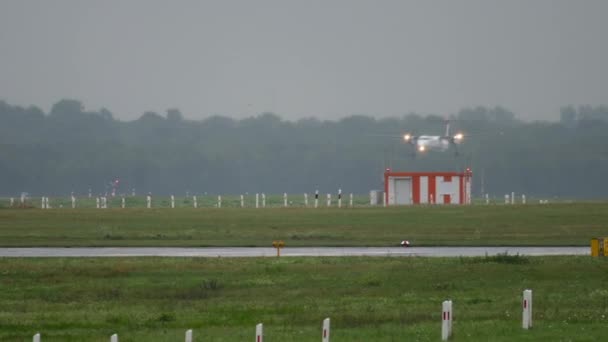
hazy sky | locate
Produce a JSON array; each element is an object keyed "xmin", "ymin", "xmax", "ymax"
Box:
[{"xmin": 1, "ymin": 0, "xmax": 607, "ymax": 121}]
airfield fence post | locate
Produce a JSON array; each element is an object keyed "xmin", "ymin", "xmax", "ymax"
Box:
[
  {"xmin": 256, "ymin": 193, "xmax": 259, "ymax": 208},
  {"xmin": 511, "ymin": 192, "xmax": 515, "ymax": 205},
  {"xmin": 102, "ymin": 196, "xmax": 107, "ymax": 209},
  {"xmin": 522, "ymin": 194, "xmax": 526, "ymax": 204},
  {"xmin": 110, "ymin": 333, "xmax": 118, "ymax": 342},
  {"xmin": 121, "ymin": 196, "xmax": 125, "ymax": 209},
  {"xmin": 522, "ymin": 289, "xmax": 532, "ymax": 329},
  {"xmin": 504, "ymin": 194, "xmax": 509, "ymax": 205},
  {"xmin": 71, "ymin": 195, "xmax": 76, "ymax": 208},
  {"xmin": 349, "ymin": 193, "xmax": 353, "ymax": 207},
  {"xmin": 171, "ymin": 195, "xmax": 175, "ymax": 208},
  {"xmin": 146, "ymin": 195, "xmax": 151, "ymax": 209},
  {"xmin": 262, "ymin": 193, "xmax": 266, "ymax": 208},
  {"xmin": 284, "ymin": 193, "xmax": 288, "ymax": 207},
  {"xmin": 96, "ymin": 197, "xmax": 100, "ymax": 209},
  {"xmin": 485, "ymin": 194, "xmax": 489, "ymax": 205},
  {"xmin": 315, "ymin": 190, "xmax": 319, "ymax": 208},
  {"xmin": 185, "ymin": 329, "xmax": 193, "ymax": 342},
  {"xmin": 217, "ymin": 195, "xmax": 222, "ymax": 208},
  {"xmin": 41, "ymin": 197, "xmax": 45, "ymax": 209},
  {"xmin": 256, "ymin": 323, "xmax": 263, "ymax": 342},
  {"xmin": 338, "ymin": 189, "xmax": 342, "ymax": 208},
  {"xmin": 241, "ymin": 194, "xmax": 245, "ymax": 208},
  {"xmin": 327, "ymin": 194, "xmax": 331, "ymax": 207},
  {"xmin": 33, "ymin": 333, "xmax": 40, "ymax": 342},
  {"xmin": 10, "ymin": 197, "xmax": 14, "ymax": 207},
  {"xmin": 441, "ymin": 300, "xmax": 453, "ymax": 340},
  {"xmin": 322, "ymin": 317, "xmax": 330, "ymax": 342},
  {"xmin": 304, "ymin": 193, "xmax": 308, "ymax": 207}
]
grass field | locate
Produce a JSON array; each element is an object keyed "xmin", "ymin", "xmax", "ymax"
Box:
[
  {"xmin": 0, "ymin": 256, "xmax": 607, "ymax": 341},
  {"xmin": 0, "ymin": 203, "xmax": 607, "ymax": 247}
]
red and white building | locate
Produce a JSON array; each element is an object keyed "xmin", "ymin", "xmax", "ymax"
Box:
[{"xmin": 384, "ymin": 169, "xmax": 472, "ymax": 205}]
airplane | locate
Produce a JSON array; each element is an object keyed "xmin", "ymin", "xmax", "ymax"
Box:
[{"xmin": 402, "ymin": 121, "xmax": 465, "ymax": 154}]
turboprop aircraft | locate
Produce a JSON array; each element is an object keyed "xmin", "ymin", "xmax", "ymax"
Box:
[{"xmin": 401, "ymin": 121, "xmax": 465, "ymax": 154}]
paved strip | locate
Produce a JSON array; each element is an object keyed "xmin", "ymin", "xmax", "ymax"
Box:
[{"xmin": 0, "ymin": 247, "xmax": 589, "ymax": 258}]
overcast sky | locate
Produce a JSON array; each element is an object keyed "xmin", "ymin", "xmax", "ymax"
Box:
[{"xmin": 1, "ymin": 0, "xmax": 607, "ymax": 121}]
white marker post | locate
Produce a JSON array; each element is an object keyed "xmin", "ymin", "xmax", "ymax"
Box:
[
  {"xmin": 283, "ymin": 193, "xmax": 288, "ymax": 207},
  {"xmin": 338, "ymin": 189, "xmax": 342, "ymax": 208},
  {"xmin": 193, "ymin": 196, "xmax": 198, "ymax": 208},
  {"xmin": 262, "ymin": 193, "xmax": 266, "ymax": 208},
  {"xmin": 256, "ymin": 193, "xmax": 259, "ymax": 208},
  {"xmin": 441, "ymin": 300, "xmax": 453, "ymax": 341},
  {"xmin": 327, "ymin": 194, "xmax": 331, "ymax": 207},
  {"xmin": 522, "ymin": 289, "xmax": 533, "ymax": 329},
  {"xmin": 322, "ymin": 317, "xmax": 330, "ymax": 342},
  {"xmin": 511, "ymin": 192, "xmax": 515, "ymax": 205},
  {"xmin": 96, "ymin": 197, "xmax": 100, "ymax": 209},
  {"xmin": 102, "ymin": 196, "xmax": 108, "ymax": 209},
  {"xmin": 171, "ymin": 195, "xmax": 175, "ymax": 208},
  {"xmin": 505, "ymin": 194, "xmax": 509, "ymax": 205},
  {"xmin": 41, "ymin": 197, "xmax": 46, "ymax": 209},
  {"xmin": 241, "ymin": 194, "xmax": 245, "ymax": 208},
  {"xmin": 256, "ymin": 323, "xmax": 263, "ymax": 342},
  {"xmin": 304, "ymin": 193, "xmax": 308, "ymax": 207},
  {"xmin": 10, "ymin": 197, "xmax": 14, "ymax": 207},
  {"xmin": 33, "ymin": 333, "xmax": 40, "ymax": 342},
  {"xmin": 185, "ymin": 329, "xmax": 193, "ymax": 342},
  {"xmin": 110, "ymin": 333, "xmax": 118, "ymax": 342},
  {"xmin": 522, "ymin": 194, "xmax": 526, "ymax": 205},
  {"xmin": 314, "ymin": 190, "xmax": 319, "ymax": 208},
  {"xmin": 121, "ymin": 197, "xmax": 125, "ymax": 209},
  {"xmin": 146, "ymin": 195, "xmax": 152, "ymax": 209},
  {"xmin": 71, "ymin": 195, "xmax": 76, "ymax": 209},
  {"xmin": 349, "ymin": 193, "xmax": 353, "ymax": 207},
  {"xmin": 485, "ymin": 193, "xmax": 489, "ymax": 205}
]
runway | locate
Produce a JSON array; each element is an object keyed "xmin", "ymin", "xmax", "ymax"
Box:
[{"xmin": 0, "ymin": 246, "xmax": 589, "ymax": 257}]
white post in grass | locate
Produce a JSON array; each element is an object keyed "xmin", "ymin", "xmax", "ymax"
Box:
[
  {"xmin": 41, "ymin": 197, "xmax": 45, "ymax": 209},
  {"xmin": 262, "ymin": 193, "xmax": 266, "ymax": 208},
  {"xmin": 217, "ymin": 195, "xmax": 222, "ymax": 208},
  {"xmin": 283, "ymin": 193, "xmax": 288, "ymax": 207},
  {"xmin": 256, "ymin": 193, "xmax": 259, "ymax": 208},
  {"xmin": 322, "ymin": 317, "xmax": 330, "ymax": 342},
  {"xmin": 522, "ymin": 194, "xmax": 526, "ymax": 205},
  {"xmin": 110, "ymin": 333, "xmax": 118, "ymax": 342},
  {"xmin": 102, "ymin": 196, "xmax": 107, "ymax": 209},
  {"xmin": 193, "ymin": 196, "xmax": 198, "ymax": 208},
  {"xmin": 349, "ymin": 193, "xmax": 353, "ymax": 207},
  {"xmin": 504, "ymin": 194, "xmax": 509, "ymax": 205},
  {"xmin": 241, "ymin": 194, "xmax": 245, "ymax": 208},
  {"xmin": 71, "ymin": 195, "xmax": 76, "ymax": 208},
  {"xmin": 171, "ymin": 195, "xmax": 175, "ymax": 208},
  {"xmin": 441, "ymin": 300, "xmax": 453, "ymax": 341},
  {"xmin": 185, "ymin": 329, "xmax": 193, "ymax": 342},
  {"xmin": 256, "ymin": 323, "xmax": 263, "ymax": 342},
  {"xmin": 304, "ymin": 193, "xmax": 309, "ymax": 207},
  {"xmin": 96, "ymin": 197, "xmax": 100, "ymax": 209},
  {"xmin": 88, "ymin": 188, "xmax": 92, "ymax": 198},
  {"xmin": 314, "ymin": 190, "xmax": 319, "ymax": 208},
  {"xmin": 146, "ymin": 195, "xmax": 151, "ymax": 209},
  {"xmin": 33, "ymin": 333, "xmax": 40, "ymax": 342},
  {"xmin": 121, "ymin": 196, "xmax": 125, "ymax": 209},
  {"xmin": 326, "ymin": 194, "xmax": 331, "ymax": 207},
  {"xmin": 523, "ymin": 289, "xmax": 533, "ymax": 329},
  {"xmin": 338, "ymin": 189, "xmax": 342, "ymax": 208},
  {"xmin": 511, "ymin": 192, "xmax": 515, "ymax": 205},
  {"xmin": 10, "ymin": 197, "xmax": 14, "ymax": 207},
  {"xmin": 485, "ymin": 193, "xmax": 489, "ymax": 205}
]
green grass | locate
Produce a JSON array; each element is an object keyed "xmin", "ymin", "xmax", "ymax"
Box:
[
  {"xmin": 0, "ymin": 256, "xmax": 607, "ymax": 341},
  {"xmin": 0, "ymin": 203, "xmax": 607, "ymax": 247}
]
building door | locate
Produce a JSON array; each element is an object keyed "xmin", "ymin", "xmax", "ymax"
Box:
[{"xmin": 394, "ymin": 178, "xmax": 412, "ymax": 205}]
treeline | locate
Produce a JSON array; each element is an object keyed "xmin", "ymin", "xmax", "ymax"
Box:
[{"xmin": 1, "ymin": 99, "xmax": 607, "ymax": 198}]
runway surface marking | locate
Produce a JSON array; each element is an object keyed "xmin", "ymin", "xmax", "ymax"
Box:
[{"xmin": 0, "ymin": 247, "xmax": 588, "ymax": 257}]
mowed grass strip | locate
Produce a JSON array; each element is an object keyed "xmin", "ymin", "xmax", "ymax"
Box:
[
  {"xmin": 1, "ymin": 203, "xmax": 607, "ymax": 247},
  {"xmin": 0, "ymin": 256, "xmax": 607, "ymax": 341}
]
